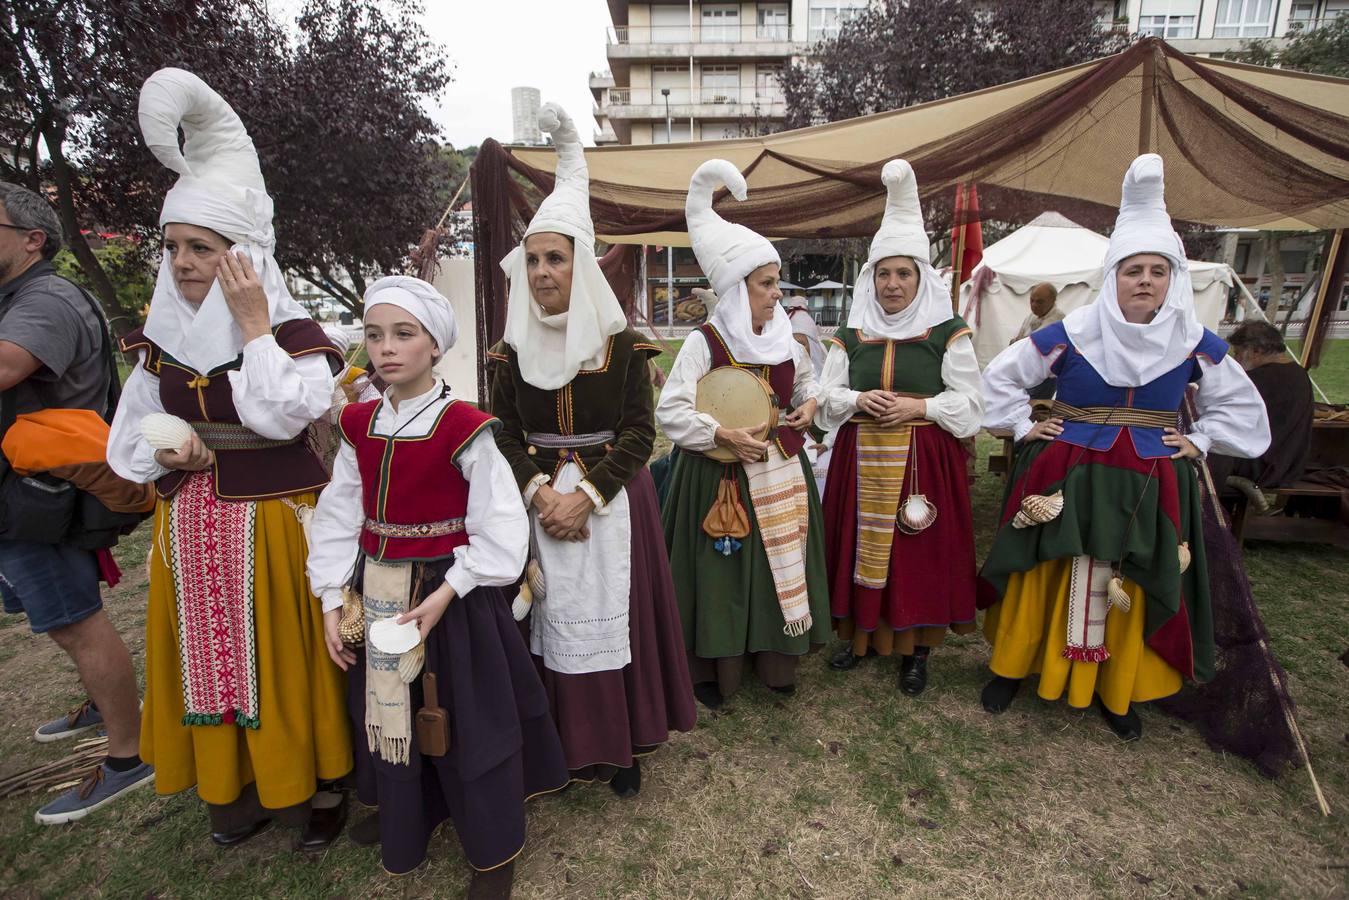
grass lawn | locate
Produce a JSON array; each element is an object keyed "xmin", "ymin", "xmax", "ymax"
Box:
[{"xmin": 2, "ymin": 341, "xmax": 1346, "ymax": 898}]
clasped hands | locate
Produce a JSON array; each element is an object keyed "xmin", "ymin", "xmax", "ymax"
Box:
[
  {"xmin": 856, "ymin": 390, "xmax": 925, "ymax": 427},
  {"xmin": 533, "ymin": 483, "xmax": 594, "ymax": 542}
]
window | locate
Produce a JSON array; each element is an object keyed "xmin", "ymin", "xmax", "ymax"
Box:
[
  {"xmin": 757, "ymin": 4, "xmax": 789, "ymax": 39},
  {"xmin": 700, "ymin": 65, "xmax": 740, "ymax": 104},
  {"xmin": 1288, "ymin": 1, "xmax": 1316, "ymax": 26},
  {"xmin": 1138, "ymin": 0, "xmax": 1199, "ymax": 37},
  {"xmin": 756, "ymin": 64, "xmax": 783, "ymax": 101},
  {"xmin": 652, "ymin": 65, "xmax": 690, "ymax": 104},
  {"xmin": 808, "ymin": 0, "xmax": 868, "ymax": 41},
  {"xmin": 652, "ymin": 122, "xmax": 692, "ymax": 144},
  {"xmin": 1214, "ymin": 0, "xmax": 1275, "ymax": 37},
  {"xmin": 652, "ymin": 5, "xmax": 690, "ymax": 43},
  {"xmin": 701, "ymin": 4, "xmax": 740, "ymax": 42},
  {"xmin": 701, "ymin": 122, "xmax": 740, "ymax": 141}
]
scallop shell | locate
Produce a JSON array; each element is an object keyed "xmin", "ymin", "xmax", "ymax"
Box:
[
  {"xmin": 1012, "ymin": 491, "xmax": 1064, "ymax": 529},
  {"xmin": 1177, "ymin": 541, "xmax": 1191, "ymax": 574},
  {"xmin": 1107, "ymin": 576, "xmax": 1132, "ymax": 613},
  {"xmin": 397, "ymin": 642, "xmax": 424, "ymax": 684},
  {"xmin": 896, "ymin": 494, "xmax": 937, "ymax": 534},
  {"xmin": 337, "ymin": 586, "xmax": 365, "ymax": 646},
  {"xmin": 368, "ymin": 617, "xmax": 421, "ymax": 655},
  {"xmin": 140, "ymin": 413, "xmax": 195, "ymax": 451},
  {"xmin": 511, "ymin": 582, "xmax": 533, "ymax": 622},
  {"xmin": 525, "ymin": 559, "xmax": 545, "ymax": 601}
]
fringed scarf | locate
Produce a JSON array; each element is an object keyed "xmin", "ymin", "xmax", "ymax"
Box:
[
  {"xmin": 743, "ymin": 447, "xmax": 813, "ymax": 636},
  {"xmin": 362, "ymin": 559, "xmax": 414, "ymax": 765},
  {"xmin": 853, "ymin": 420, "xmax": 915, "ymax": 587},
  {"xmin": 1064, "ymin": 555, "xmax": 1113, "ymax": 663}
]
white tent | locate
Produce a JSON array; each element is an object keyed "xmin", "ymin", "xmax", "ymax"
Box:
[{"xmin": 959, "ymin": 213, "xmax": 1232, "ymax": 369}]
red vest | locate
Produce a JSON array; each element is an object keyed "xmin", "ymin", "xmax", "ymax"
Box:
[
  {"xmin": 698, "ymin": 324, "xmax": 805, "ymax": 459},
  {"xmin": 338, "ymin": 397, "xmax": 498, "ymax": 562}
]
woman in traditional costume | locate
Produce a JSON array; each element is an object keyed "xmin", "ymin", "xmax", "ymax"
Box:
[
  {"xmin": 107, "ymin": 68, "xmax": 352, "ymax": 847},
  {"xmin": 306, "ymin": 277, "xmax": 568, "ymax": 889},
  {"xmin": 816, "ymin": 160, "xmax": 983, "ymax": 694},
  {"xmin": 979, "ymin": 154, "xmax": 1270, "ymax": 741},
  {"xmin": 657, "ymin": 160, "xmax": 833, "ymax": 709},
  {"xmin": 488, "ymin": 103, "xmax": 696, "ymax": 796}
]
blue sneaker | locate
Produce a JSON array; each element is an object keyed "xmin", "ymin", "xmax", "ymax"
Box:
[
  {"xmin": 34, "ymin": 762, "xmax": 155, "ymax": 825},
  {"xmin": 34, "ymin": 700, "xmax": 103, "ymax": 743}
]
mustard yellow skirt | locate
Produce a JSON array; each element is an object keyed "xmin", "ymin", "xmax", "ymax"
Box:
[
  {"xmin": 983, "ymin": 557, "xmax": 1182, "ymax": 715},
  {"xmin": 142, "ymin": 490, "xmax": 352, "ymax": 808}
]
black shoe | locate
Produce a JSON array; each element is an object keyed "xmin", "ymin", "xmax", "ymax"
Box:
[
  {"xmin": 981, "ymin": 676, "xmax": 1022, "ymax": 714},
  {"xmin": 211, "ymin": 818, "xmax": 272, "ymax": 847},
  {"xmin": 828, "ymin": 645, "xmax": 862, "ymax": 670},
  {"xmin": 693, "ymin": 681, "xmax": 724, "ymax": 710},
  {"xmin": 898, "ymin": 652, "xmax": 929, "ymax": 696},
  {"xmin": 1101, "ymin": 704, "xmax": 1143, "ymax": 742},
  {"xmin": 768, "ymin": 683, "xmax": 796, "ymax": 696},
  {"xmin": 294, "ymin": 790, "xmax": 348, "ymax": 851},
  {"xmin": 609, "ymin": 759, "xmax": 641, "ymax": 798},
  {"xmin": 468, "ymin": 861, "xmax": 515, "ymax": 900},
  {"xmin": 348, "ymin": 809, "xmax": 380, "ymax": 846}
]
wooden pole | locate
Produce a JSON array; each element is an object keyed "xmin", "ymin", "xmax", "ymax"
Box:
[
  {"xmin": 1138, "ymin": 44, "xmax": 1156, "ymax": 155},
  {"xmin": 1299, "ymin": 229, "xmax": 1344, "ymax": 369},
  {"xmin": 950, "ymin": 183, "xmax": 967, "ymax": 314}
]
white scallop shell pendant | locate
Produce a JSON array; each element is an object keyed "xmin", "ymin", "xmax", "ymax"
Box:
[
  {"xmin": 1011, "ymin": 490, "xmax": 1065, "ymax": 529},
  {"xmin": 368, "ymin": 617, "xmax": 422, "ymax": 655},
  {"xmin": 897, "ymin": 494, "xmax": 938, "ymax": 534},
  {"xmin": 1177, "ymin": 541, "xmax": 1192, "ymax": 574},
  {"xmin": 397, "ymin": 642, "xmax": 424, "ymax": 684},
  {"xmin": 140, "ymin": 413, "xmax": 195, "ymax": 451},
  {"xmin": 1107, "ymin": 575, "xmax": 1132, "ymax": 613},
  {"xmin": 525, "ymin": 558, "xmax": 546, "ymax": 602}
]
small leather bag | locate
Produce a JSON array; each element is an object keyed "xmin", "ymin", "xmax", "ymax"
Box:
[
  {"xmin": 415, "ymin": 671, "xmax": 450, "ymax": 757},
  {"xmin": 701, "ymin": 467, "xmax": 751, "ymax": 540}
]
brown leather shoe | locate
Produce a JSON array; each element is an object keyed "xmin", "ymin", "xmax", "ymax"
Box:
[{"xmin": 294, "ymin": 791, "xmax": 348, "ymax": 852}]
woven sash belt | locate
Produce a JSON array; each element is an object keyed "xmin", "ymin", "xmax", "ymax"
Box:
[
  {"xmin": 526, "ymin": 431, "xmax": 616, "ymax": 449},
  {"xmin": 192, "ymin": 422, "xmax": 300, "ymax": 451},
  {"xmin": 364, "ymin": 518, "xmax": 465, "ymax": 538},
  {"xmin": 1050, "ymin": 400, "xmax": 1177, "ymax": 429}
]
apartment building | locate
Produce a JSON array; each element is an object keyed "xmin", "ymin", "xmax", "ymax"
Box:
[
  {"xmin": 592, "ymin": 1, "xmax": 871, "ymax": 146},
  {"xmin": 1105, "ymin": 0, "xmax": 1346, "ymax": 56}
]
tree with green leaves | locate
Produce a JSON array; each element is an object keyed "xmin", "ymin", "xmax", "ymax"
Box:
[
  {"xmin": 1237, "ymin": 16, "xmax": 1349, "ymax": 78},
  {"xmin": 1, "ymin": 0, "xmax": 453, "ymax": 321}
]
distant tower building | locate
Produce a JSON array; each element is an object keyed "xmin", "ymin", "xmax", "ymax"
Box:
[{"xmin": 511, "ymin": 86, "xmax": 542, "ymax": 145}]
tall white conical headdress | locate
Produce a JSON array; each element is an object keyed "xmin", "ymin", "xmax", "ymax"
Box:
[
  {"xmin": 847, "ymin": 158, "xmax": 952, "ymax": 340},
  {"xmin": 138, "ymin": 67, "xmax": 308, "ymax": 374},
  {"xmin": 501, "ymin": 102, "xmax": 626, "ymax": 390},
  {"xmin": 1062, "ymin": 153, "xmax": 1204, "ymax": 387},
  {"xmin": 686, "ymin": 159, "xmax": 791, "ymax": 364}
]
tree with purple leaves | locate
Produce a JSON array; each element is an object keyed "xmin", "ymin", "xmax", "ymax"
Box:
[
  {"xmin": 779, "ymin": 0, "xmax": 1127, "ymax": 130},
  {"xmin": 0, "ymin": 0, "xmax": 453, "ymax": 323}
]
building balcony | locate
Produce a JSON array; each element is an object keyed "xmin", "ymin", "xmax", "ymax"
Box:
[
  {"xmin": 607, "ymin": 24, "xmax": 805, "ymax": 61},
  {"xmin": 603, "ymin": 86, "xmax": 787, "ymax": 120}
]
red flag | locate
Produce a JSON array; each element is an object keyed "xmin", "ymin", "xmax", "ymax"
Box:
[{"xmin": 949, "ymin": 183, "xmax": 984, "ymax": 285}]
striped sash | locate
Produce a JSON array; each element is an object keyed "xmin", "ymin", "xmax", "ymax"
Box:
[{"xmin": 852, "ymin": 421, "xmax": 932, "ymax": 588}]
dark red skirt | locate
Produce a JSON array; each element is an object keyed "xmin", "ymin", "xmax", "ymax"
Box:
[
  {"xmin": 535, "ymin": 468, "xmax": 697, "ymax": 774},
  {"xmin": 822, "ymin": 422, "xmax": 978, "ymax": 634}
]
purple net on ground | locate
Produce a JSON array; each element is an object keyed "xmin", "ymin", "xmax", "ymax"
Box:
[{"xmin": 1155, "ymin": 443, "xmax": 1301, "ymax": 778}]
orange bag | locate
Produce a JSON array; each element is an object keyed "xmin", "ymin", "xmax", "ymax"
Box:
[{"xmin": 702, "ymin": 468, "xmax": 750, "ymax": 540}]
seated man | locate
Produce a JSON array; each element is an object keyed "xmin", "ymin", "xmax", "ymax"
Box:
[
  {"xmin": 1207, "ymin": 321, "xmax": 1314, "ymax": 502},
  {"xmin": 1011, "ymin": 282, "xmax": 1064, "ymax": 400}
]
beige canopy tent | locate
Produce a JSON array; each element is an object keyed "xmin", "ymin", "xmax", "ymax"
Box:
[{"xmin": 470, "ymin": 37, "xmax": 1349, "ymax": 393}]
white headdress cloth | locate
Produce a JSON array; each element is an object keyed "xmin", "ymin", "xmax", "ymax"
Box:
[
  {"xmin": 500, "ymin": 103, "xmax": 627, "ymax": 391},
  {"xmin": 138, "ymin": 67, "xmax": 309, "ymax": 374},
  {"xmin": 846, "ymin": 159, "xmax": 953, "ymax": 341},
  {"xmin": 364, "ymin": 276, "xmax": 458, "ymax": 353},
  {"xmin": 687, "ymin": 160, "xmax": 792, "ymax": 365},
  {"xmin": 1062, "ymin": 153, "xmax": 1204, "ymax": 387}
]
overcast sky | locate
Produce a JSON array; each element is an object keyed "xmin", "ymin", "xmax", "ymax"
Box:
[{"xmin": 424, "ymin": 2, "xmax": 613, "ymax": 149}]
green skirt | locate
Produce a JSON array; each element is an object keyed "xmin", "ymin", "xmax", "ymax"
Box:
[{"xmin": 662, "ymin": 449, "xmax": 833, "ymax": 659}]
